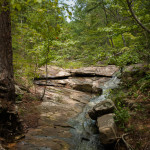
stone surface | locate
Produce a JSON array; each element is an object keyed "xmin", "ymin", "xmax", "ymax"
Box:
[
  {"xmin": 88, "ymin": 99, "xmax": 115, "ymax": 120},
  {"xmin": 16, "ymin": 84, "xmax": 92, "ymax": 150},
  {"xmin": 55, "ymin": 70, "xmax": 71, "ymax": 77},
  {"xmin": 37, "ymin": 65, "xmax": 119, "ymax": 78},
  {"xmin": 34, "ymin": 77, "xmax": 107, "ymax": 94},
  {"xmin": 66, "ymin": 78, "xmax": 102, "ymax": 93},
  {"xmin": 15, "ymin": 65, "xmax": 119, "ymax": 150},
  {"xmin": 97, "ymin": 113, "xmax": 117, "ymax": 145},
  {"xmin": 38, "ymin": 65, "xmax": 71, "ymax": 78},
  {"xmin": 69, "ymin": 65, "xmax": 119, "ymax": 77}
]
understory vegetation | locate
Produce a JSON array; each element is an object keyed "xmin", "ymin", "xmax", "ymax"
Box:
[{"xmin": 109, "ymin": 65, "xmax": 150, "ymax": 149}]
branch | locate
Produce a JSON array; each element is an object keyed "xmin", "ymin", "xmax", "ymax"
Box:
[
  {"xmin": 126, "ymin": 0, "xmax": 150, "ymax": 34},
  {"xmin": 115, "ymin": 133, "xmax": 135, "ymax": 150},
  {"xmin": 121, "ymin": 133, "xmax": 134, "ymax": 150},
  {"xmin": 86, "ymin": 2, "xmax": 101, "ymax": 13}
]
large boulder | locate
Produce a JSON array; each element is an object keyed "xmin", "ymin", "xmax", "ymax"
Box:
[
  {"xmin": 97, "ymin": 113, "xmax": 117, "ymax": 145},
  {"xmin": 88, "ymin": 99, "xmax": 115, "ymax": 120}
]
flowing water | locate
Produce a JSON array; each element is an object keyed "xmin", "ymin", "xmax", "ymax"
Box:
[{"xmin": 69, "ymin": 75, "xmax": 120, "ymax": 150}]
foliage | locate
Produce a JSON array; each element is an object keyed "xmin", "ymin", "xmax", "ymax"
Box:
[
  {"xmin": 53, "ymin": 0, "xmax": 150, "ymax": 67},
  {"xmin": 11, "ymin": 0, "xmax": 69, "ymax": 82},
  {"xmin": 114, "ymin": 107, "xmax": 130, "ymax": 129},
  {"xmin": 11, "ymin": 0, "xmax": 150, "ymax": 79},
  {"xmin": 110, "ymin": 66, "xmax": 150, "ymax": 130}
]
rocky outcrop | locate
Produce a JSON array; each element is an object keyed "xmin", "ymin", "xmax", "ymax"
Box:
[
  {"xmin": 68, "ymin": 65, "xmax": 119, "ymax": 77},
  {"xmin": 97, "ymin": 113, "xmax": 117, "ymax": 145},
  {"xmin": 88, "ymin": 99, "xmax": 115, "ymax": 120},
  {"xmin": 88, "ymin": 99, "xmax": 117, "ymax": 145},
  {"xmin": 34, "ymin": 65, "xmax": 118, "ymax": 94},
  {"xmin": 64, "ymin": 78, "xmax": 103, "ymax": 94},
  {"xmin": 15, "ymin": 65, "xmax": 119, "ymax": 149},
  {"xmin": 35, "ymin": 65, "xmax": 119, "ymax": 80}
]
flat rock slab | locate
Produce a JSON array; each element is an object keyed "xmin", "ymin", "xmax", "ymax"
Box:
[
  {"xmin": 37, "ymin": 65, "xmax": 71, "ymax": 78},
  {"xmin": 16, "ymin": 84, "xmax": 93, "ymax": 150},
  {"xmin": 36, "ymin": 65, "xmax": 119, "ymax": 79},
  {"xmin": 35, "ymin": 77, "xmax": 110, "ymax": 94},
  {"xmin": 68, "ymin": 65, "xmax": 119, "ymax": 77}
]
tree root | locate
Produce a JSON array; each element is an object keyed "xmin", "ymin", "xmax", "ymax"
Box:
[{"xmin": 115, "ymin": 133, "xmax": 134, "ymax": 150}]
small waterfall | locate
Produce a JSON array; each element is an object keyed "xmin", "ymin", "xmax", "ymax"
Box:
[{"xmin": 69, "ymin": 75, "xmax": 120, "ymax": 150}]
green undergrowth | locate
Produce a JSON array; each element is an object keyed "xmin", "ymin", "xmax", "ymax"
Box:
[
  {"xmin": 109, "ymin": 64, "xmax": 150, "ymax": 149},
  {"xmin": 110, "ymin": 65, "xmax": 150, "ymax": 128},
  {"xmin": 50, "ymin": 60, "xmax": 84, "ymax": 69}
]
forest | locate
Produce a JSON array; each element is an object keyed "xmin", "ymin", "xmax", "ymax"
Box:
[
  {"xmin": 0, "ymin": 0, "xmax": 150, "ymax": 150},
  {"xmin": 10, "ymin": 0, "xmax": 150, "ymax": 75}
]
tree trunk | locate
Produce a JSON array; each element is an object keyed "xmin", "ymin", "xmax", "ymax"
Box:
[{"xmin": 0, "ymin": 1, "xmax": 15, "ymax": 110}]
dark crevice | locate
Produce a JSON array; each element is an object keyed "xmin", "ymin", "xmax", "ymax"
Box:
[
  {"xmin": 81, "ymin": 137, "xmax": 90, "ymax": 141},
  {"xmin": 54, "ymin": 124, "xmax": 75, "ymax": 129},
  {"xmin": 34, "ymin": 76, "xmax": 70, "ymax": 81},
  {"xmin": 34, "ymin": 81, "xmax": 64, "ymax": 87},
  {"xmin": 34, "ymin": 74, "xmax": 112, "ymax": 81},
  {"xmin": 71, "ymin": 73, "xmax": 112, "ymax": 78}
]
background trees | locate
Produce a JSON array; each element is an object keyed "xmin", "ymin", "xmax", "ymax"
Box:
[
  {"xmin": 53, "ymin": 0, "xmax": 150, "ymax": 67},
  {"xmin": 9, "ymin": 0, "xmax": 150, "ymax": 85}
]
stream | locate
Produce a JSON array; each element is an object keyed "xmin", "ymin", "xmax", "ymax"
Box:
[
  {"xmin": 69, "ymin": 76, "xmax": 120, "ymax": 150},
  {"xmin": 15, "ymin": 66, "xmax": 120, "ymax": 150}
]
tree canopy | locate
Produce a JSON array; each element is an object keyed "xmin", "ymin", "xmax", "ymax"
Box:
[{"xmin": 10, "ymin": 0, "xmax": 150, "ymax": 82}]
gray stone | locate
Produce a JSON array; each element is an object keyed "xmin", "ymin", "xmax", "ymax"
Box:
[
  {"xmin": 69, "ymin": 65, "xmax": 119, "ymax": 77},
  {"xmin": 88, "ymin": 99, "xmax": 115, "ymax": 120},
  {"xmin": 55, "ymin": 71, "xmax": 71, "ymax": 77},
  {"xmin": 38, "ymin": 65, "xmax": 70, "ymax": 77},
  {"xmin": 65, "ymin": 78, "xmax": 103, "ymax": 94},
  {"xmin": 97, "ymin": 113, "xmax": 117, "ymax": 145}
]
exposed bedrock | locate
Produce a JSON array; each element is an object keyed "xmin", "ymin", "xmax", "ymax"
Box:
[{"xmin": 15, "ymin": 65, "xmax": 119, "ymax": 150}]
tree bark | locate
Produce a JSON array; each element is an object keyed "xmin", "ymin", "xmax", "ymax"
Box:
[
  {"xmin": 126, "ymin": 0, "xmax": 150, "ymax": 34},
  {"xmin": 0, "ymin": 1, "xmax": 15, "ymax": 110}
]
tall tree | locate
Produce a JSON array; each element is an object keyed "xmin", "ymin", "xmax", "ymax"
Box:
[{"xmin": 0, "ymin": 0, "xmax": 15, "ymax": 110}]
